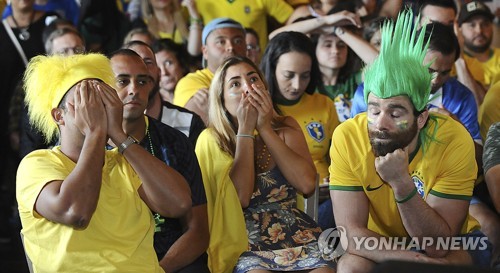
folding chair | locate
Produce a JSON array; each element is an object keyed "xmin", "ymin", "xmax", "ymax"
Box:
[{"xmin": 304, "ymin": 174, "xmax": 320, "ymax": 222}]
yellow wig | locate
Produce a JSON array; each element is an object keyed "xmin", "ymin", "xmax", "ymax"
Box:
[{"xmin": 23, "ymin": 53, "xmax": 116, "ymax": 143}]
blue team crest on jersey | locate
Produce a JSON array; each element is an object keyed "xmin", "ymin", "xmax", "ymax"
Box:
[
  {"xmin": 306, "ymin": 122, "xmax": 325, "ymax": 142},
  {"xmin": 412, "ymin": 175, "xmax": 425, "ymax": 198}
]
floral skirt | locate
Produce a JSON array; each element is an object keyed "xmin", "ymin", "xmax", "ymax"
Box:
[
  {"xmin": 234, "ymin": 167, "xmax": 335, "ymax": 272},
  {"xmin": 233, "ymin": 242, "xmax": 334, "ymax": 272}
]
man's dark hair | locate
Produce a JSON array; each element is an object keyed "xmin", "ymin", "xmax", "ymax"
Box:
[
  {"xmin": 151, "ymin": 38, "xmax": 190, "ymax": 76},
  {"xmin": 418, "ymin": 0, "xmax": 457, "ymax": 15},
  {"xmin": 108, "ymin": 48, "xmax": 143, "ymax": 60},
  {"xmin": 244, "ymin": 27, "xmax": 260, "ymax": 44},
  {"xmin": 418, "ymin": 22, "xmax": 460, "ymax": 61}
]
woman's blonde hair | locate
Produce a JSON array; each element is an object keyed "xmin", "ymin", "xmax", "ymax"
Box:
[
  {"xmin": 141, "ymin": 0, "xmax": 189, "ymax": 41},
  {"xmin": 208, "ymin": 56, "xmax": 283, "ymax": 157}
]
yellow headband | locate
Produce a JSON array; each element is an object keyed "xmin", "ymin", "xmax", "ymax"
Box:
[{"xmin": 23, "ymin": 53, "xmax": 116, "ymax": 143}]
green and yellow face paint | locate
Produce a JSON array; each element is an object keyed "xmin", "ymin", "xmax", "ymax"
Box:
[
  {"xmin": 367, "ymin": 116, "xmax": 375, "ymax": 125},
  {"xmin": 396, "ymin": 120, "xmax": 408, "ymax": 130}
]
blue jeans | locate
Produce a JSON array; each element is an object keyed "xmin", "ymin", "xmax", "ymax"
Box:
[{"xmin": 318, "ymin": 200, "xmax": 336, "ymax": 231}]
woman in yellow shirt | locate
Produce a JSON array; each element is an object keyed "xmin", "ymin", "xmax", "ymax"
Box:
[{"xmin": 140, "ymin": 0, "xmax": 201, "ymax": 56}]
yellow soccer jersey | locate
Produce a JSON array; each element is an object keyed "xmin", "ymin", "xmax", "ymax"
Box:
[
  {"xmin": 196, "ymin": 0, "xmax": 293, "ymax": 50},
  {"xmin": 173, "ymin": 68, "xmax": 213, "ymax": 107},
  {"xmin": 279, "ymin": 92, "xmax": 339, "ymax": 182},
  {"xmin": 158, "ymin": 27, "xmax": 184, "ymax": 44},
  {"xmin": 144, "ymin": 19, "xmax": 184, "ymax": 44},
  {"xmin": 479, "ymin": 81, "xmax": 500, "ymax": 140},
  {"xmin": 195, "ymin": 129, "xmax": 247, "ymax": 273},
  {"xmin": 17, "ymin": 147, "xmax": 162, "ymax": 273},
  {"xmin": 329, "ymin": 113, "xmax": 479, "ymax": 237},
  {"xmin": 463, "ymin": 48, "xmax": 500, "ymax": 88},
  {"xmin": 0, "ymin": 1, "xmax": 5, "ymax": 16}
]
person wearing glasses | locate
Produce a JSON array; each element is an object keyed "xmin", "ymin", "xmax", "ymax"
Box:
[
  {"xmin": 44, "ymin": 27, "xmax": 86, "ymax": 56},
  {"xmin": 245, "ymin": 28, "xmax": 261, "ymax": 66}
]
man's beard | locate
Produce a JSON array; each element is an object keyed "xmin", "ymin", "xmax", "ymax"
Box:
[
  {"xmin": 368, "ymin": 119, "xmax": 418, "ymax": 157},
  {"xmin": 464, "ymin": 35, "xmax": 492, "ymax": 53}
]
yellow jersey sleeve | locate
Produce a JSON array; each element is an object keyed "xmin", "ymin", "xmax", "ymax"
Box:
[
  {"xmin": 329, "ymin": 117, "xmax": 365, "ymax": 191},
  {"xmin": 195, "ymin": 129, "xmax": 247, "ymax": 273},
  {"xmin": 426, "ymin": 117, "xmax": 477, "ymax": 200},
  {"xmin": 262, "ymin": 0, "xmax": 294, "ymax": 24},
  {"xmin": 17, "ymin": 148, "xmax": 71, "ymax": 218},
  {"xmin": 479, "ymin": 81, "xmax": 500, "ymax": 140},
  {"xmin": 173, "ymin": 69, "xmax": 213, "ymax": 107}
]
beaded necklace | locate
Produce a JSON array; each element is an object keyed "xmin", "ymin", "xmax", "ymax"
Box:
[
  {"xmin": 144, "ymin": 120, "xmax": 163, "ymax": 232},
  {"xmin": 147, "ymin": 127, "xmax": 164, "ymax": 233},
  {"xmin": 146, "ymin": 127, "xmax": 155, "ymax": 157},
  {"xmin": 255, "ymin": 143, "xmax": 271, "ymax": 172}
]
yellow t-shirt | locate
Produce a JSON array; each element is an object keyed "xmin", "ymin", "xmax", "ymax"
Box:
[
  {"xmin": 0, "ymin": 1, "xmax": 6, "ymax": 16},
  {"xmin": 463, "ymin": 48, "xmax": 500, "ymax": 88},
  {"xmin": 196, "ymin": 0, "xmax": 293, "ymax": 50},
  {"xmin": 195, "ymin": 129, "xmax": 247, "ymax": 273},
  {"xmin": 329, "ymin": 113, "xmax": 480, "ymax": 237},
  {"xmin": 173, "ymin": 68, "xmax": 213, "ymax": 107},
  {"xmin": 479, "ymin": 81, "xmax": 500, "ymax": 140},
  {"xmin": 278, "ymin": 92, "xmax": 339, "ymax": 182},
  {"xmin": 285, "ymin": 0, "xmax": 310, "ymax": 6},
  {"xmin": 17, "ymin": 147, "xmax": 162, "ymax": 273},
  {"xmin": 143, "ymin": 19, "xmax": 185, "ymax": 44},
  {"xmin": 158, "ymin": 28, "xmax": 184, "ymax": 44}
]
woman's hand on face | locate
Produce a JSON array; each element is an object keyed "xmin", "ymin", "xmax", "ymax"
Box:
[
  {"xmin": 324, "ymin": 10, "xmax": 361, "ymax": 28},
  {"xmin": 247, "ymin": 83, "xmax": 273, "ymax": 132},
  {"xmin": 236, "ymin": 92, "xmax": 258, "ymax": 135}
]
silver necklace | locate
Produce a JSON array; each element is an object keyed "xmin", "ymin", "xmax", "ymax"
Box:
[{"xmin": 11, "ymin": 11, "xmax": 35, "ymax": 41}]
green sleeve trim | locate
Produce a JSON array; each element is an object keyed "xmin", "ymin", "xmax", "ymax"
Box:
[
  {"xmin": 429, "ymin": 190, "xmax": 472, "ymax": 201},
  {"xmin": 329, "ymin": 185, "xmax": 364, "ymax": 191}
]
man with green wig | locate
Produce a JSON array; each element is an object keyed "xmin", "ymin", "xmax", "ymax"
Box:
[
  {"xmin": 17, "ymin": 53, "xmax": 191, "ymax": 272},
  {"xmin": 329, "ymin": 10, "xmax": 491, "ymax": 272}
]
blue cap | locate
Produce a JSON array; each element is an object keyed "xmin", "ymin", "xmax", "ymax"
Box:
[{"xmin": 202, "ymin": 17, "xmax": 245, "ymax": 45}]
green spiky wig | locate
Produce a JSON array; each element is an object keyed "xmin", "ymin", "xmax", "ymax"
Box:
[
  {"xmin": 24, "ymin": 53, "xmax": 116, "ymax": 143},
  {"xmin": 363, "ymin": 9, "xmax": 432, "ymax": 111},
  {"xmin": 363, "ymin": 10, "xmax": 445, "ymax": 154}
]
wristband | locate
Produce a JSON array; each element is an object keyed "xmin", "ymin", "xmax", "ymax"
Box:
[
  {"xmin": 236, "ymin": 134, "xmax": 255, "ymax": 140},
  {"xmin": 333, "ymin": 26, "xmax": 344, "ymax": 36},
  {"xmin": 395, "ymin": 187, "xmax": 418, "ymax": 204},
  {"xmin": 118, "ymin": 135, "xmax": 138, "ymax": 154},
  {"xmin": 332, "ymin": 26, "xmax": 337, "ymax": 35},
  {"xmin": 190, "ymin": 17, "xmax": 203, "ymax": 24}
]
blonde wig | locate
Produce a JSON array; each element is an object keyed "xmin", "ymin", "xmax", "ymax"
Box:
[{"xmin": 23, "ymin": 53, "xmax": 116, "ymax": 143}]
